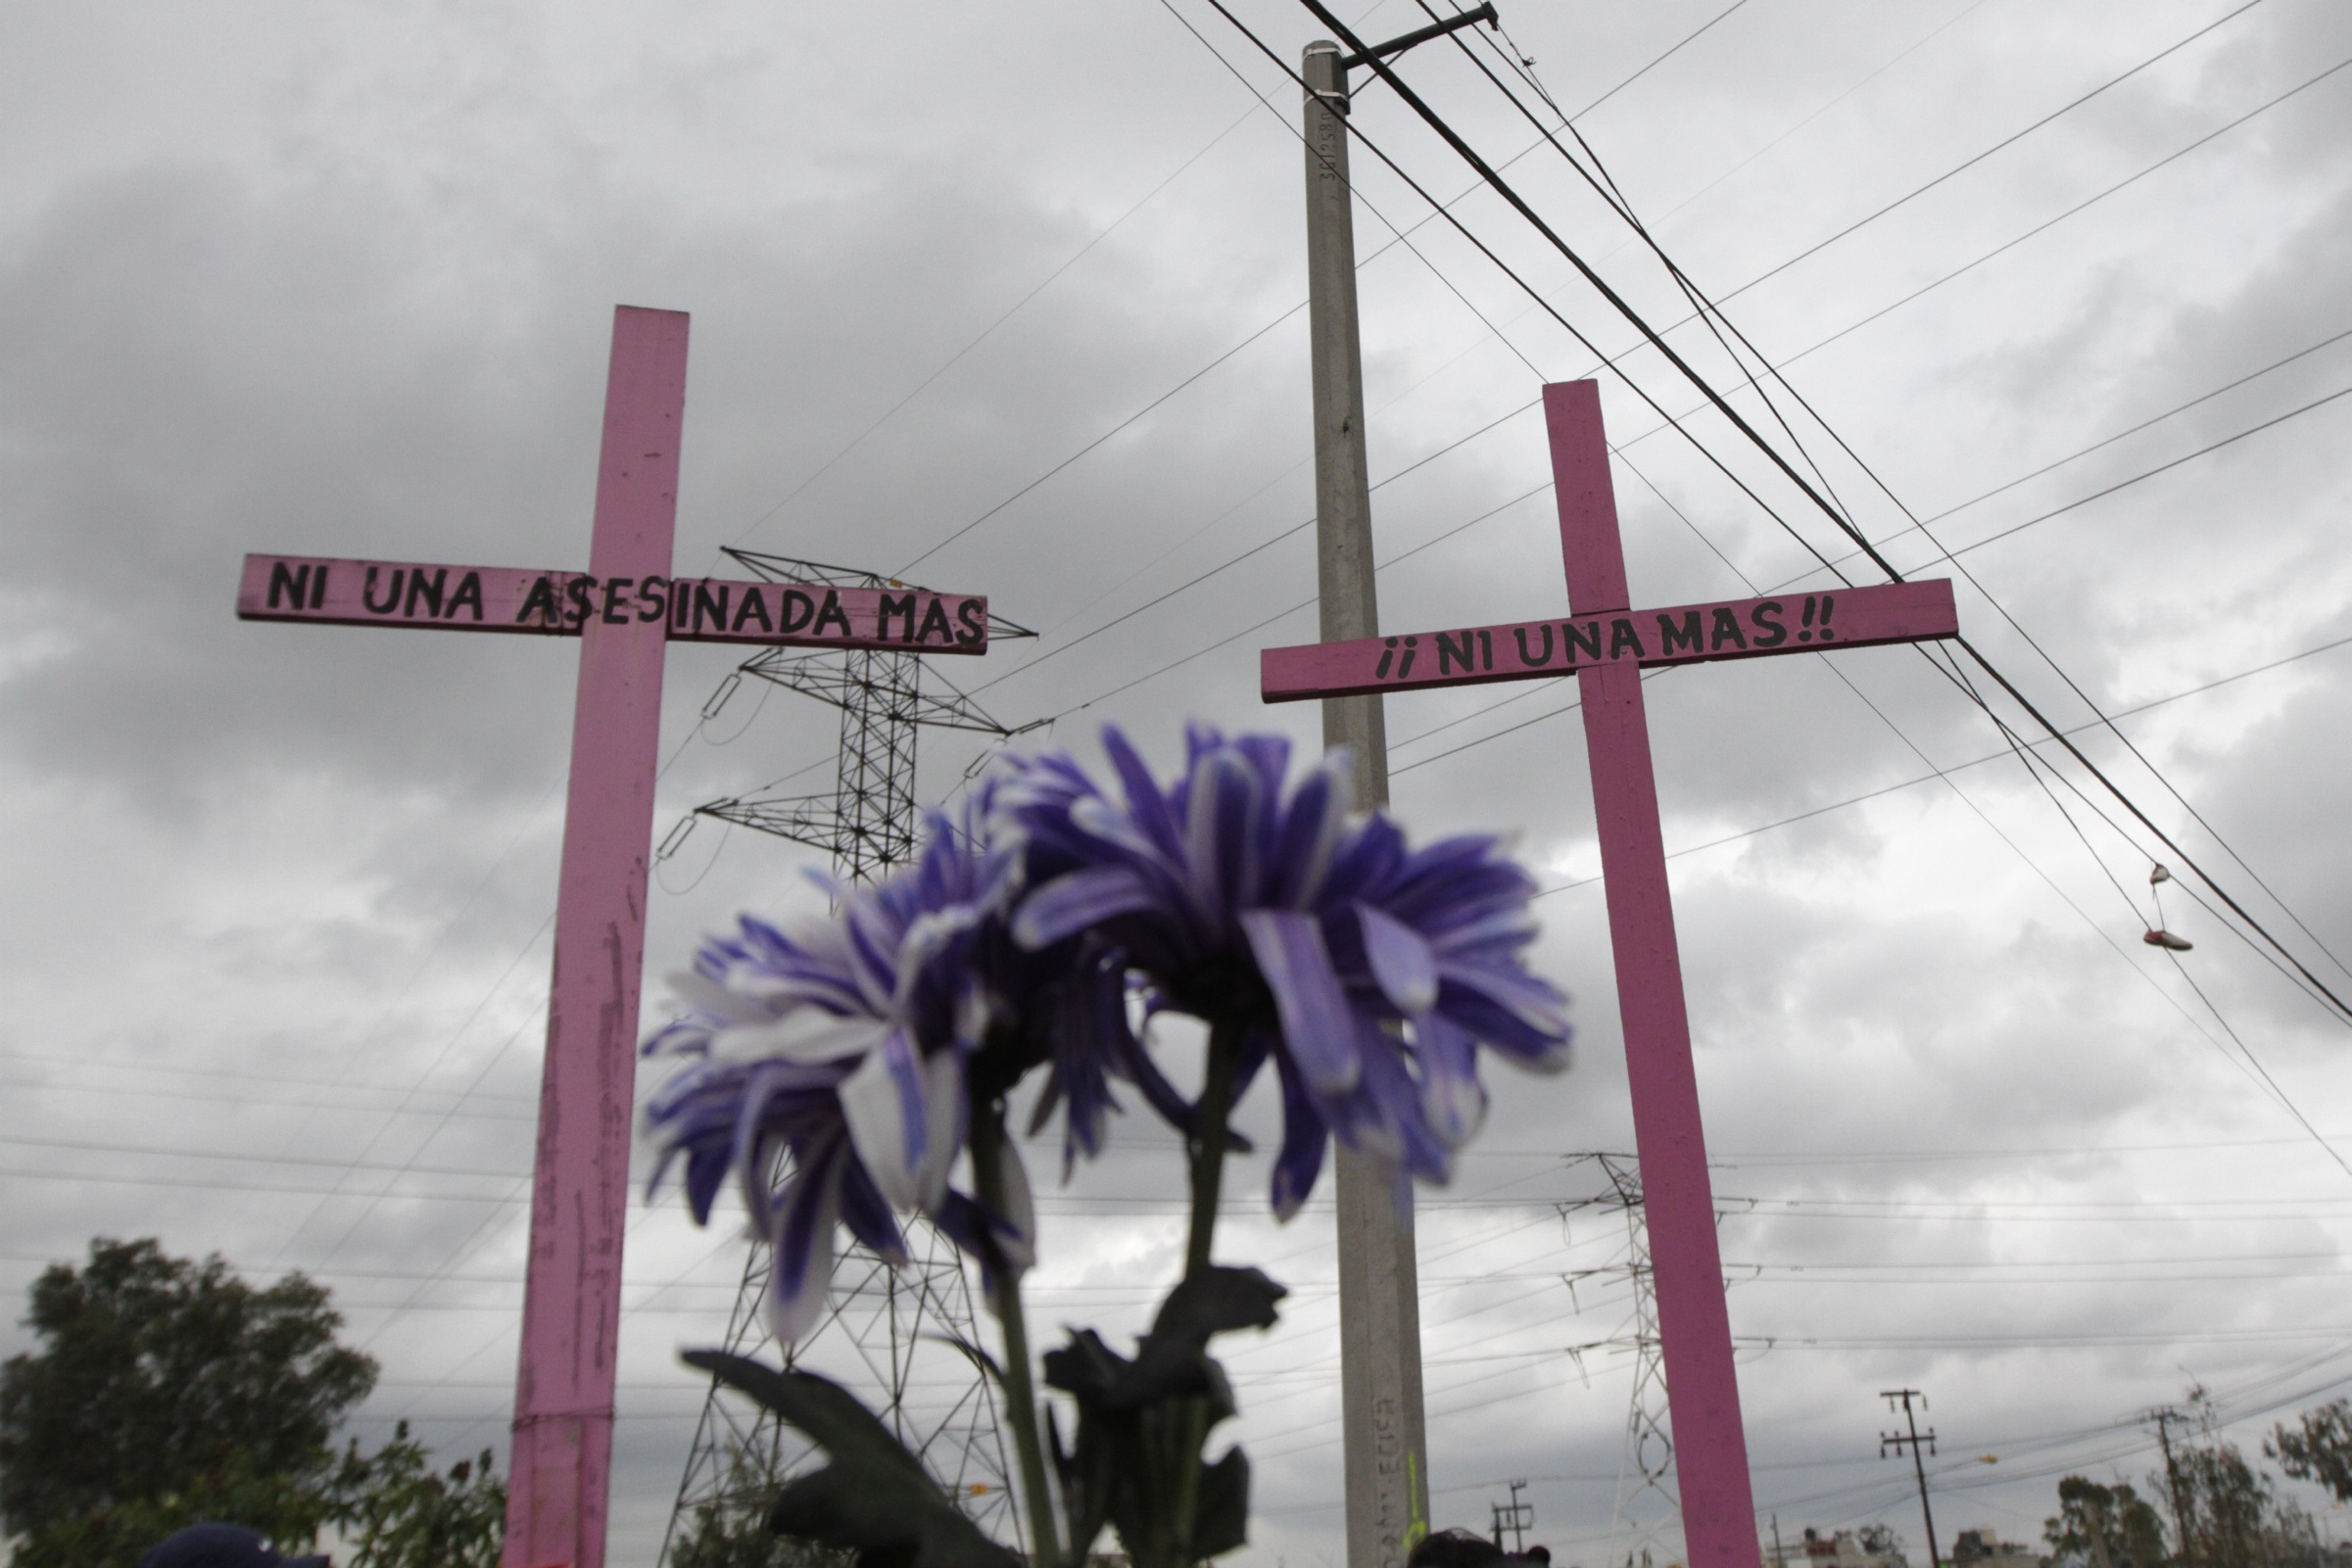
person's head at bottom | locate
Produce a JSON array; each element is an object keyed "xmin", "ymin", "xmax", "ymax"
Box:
[
  {"xmin": 1410, "ymin": 1529, "xmax": 1554, "ymax": 1568},
  {"xmin": 137, "ymin": 1522, "xmax": 330, "ymax": 1568}
]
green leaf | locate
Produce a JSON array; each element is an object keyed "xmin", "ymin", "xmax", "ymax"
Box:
[
  {"xmin": 1042, "ymin": 1267, "xmax": 1285, "ymax": 1414},
  {"xmin": 1190, "ymin": 1448, "xmax": 1251, "ymax": 1562},
  {"xmin": 683, "ymin": 1352, "xmax": 1020, "ymax": 1568},
  {"xmin": 1036, "ymin": 1268, "xmax": 1284, "ymax": 1568}
]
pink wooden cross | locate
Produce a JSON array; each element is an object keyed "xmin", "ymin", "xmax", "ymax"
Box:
[
  {"xmin": 236, "ymin": 307, "xmax": 994, "ymax": 1568},
  {"xmin": 1262, "ymin": 380, "xmax": 1958, "ymax": 1568}
]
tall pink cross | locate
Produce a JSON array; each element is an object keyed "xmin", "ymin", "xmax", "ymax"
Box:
[
  {"xmin": 236, "ymin": 307, "xmax": 998, "ymax": 1568},
  {"xmin": 1262, "ymin": 380, "xmax": 1959, "ymax": 1568}
]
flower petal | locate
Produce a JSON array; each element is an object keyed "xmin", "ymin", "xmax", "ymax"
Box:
[
  {"xmin": 665, "ymin": 969, "xmax": 770, "ymax": 1025},
  {"xmin": 914, "ymin": 1045, "xmax": 965, "ymax": 1212},
  {"xmin": 1436, "ymin": 961, "xmax": 1571, "ymax": 1047},
  {"xmin": 767, "ymin": 1145, "xmax": 845, "ymax": 1345},
  {"xmin": 1416, "ymin": 1011, "xmax": 1487, "ymax": 1148},
  {"xmin": 1267, "ymin": 754, "xmax": 1350, "ymax": 908},
  {"xmin": 838, "ymin": 1029, "xmax": 931, "ymax": 1212},
  {"xmin": 1269, "ymin": 1049, "xmax": 1329, "ymax": 1221},
  {"xmin": 1354, "ymin": 902, "xmax": 1439, "ymax": 1017},
  {"xmin": 1012, "ymin": 865, "xmax": 1159, "ymax": 950},
  {"xmin": 708, "ymin": 1009, "xmax": 890, "ymax": 1066},
  {"xmin": 838, "ymin": 1159, "xmax": 908, "ymax": 1265},
  {"xmin": 1102, "ymin": 725, "xmax": 1186, "ymax": 863},
  {"xmin": 1239, "ymin": 908, "xmax": 1362, "ymax": 1095}
]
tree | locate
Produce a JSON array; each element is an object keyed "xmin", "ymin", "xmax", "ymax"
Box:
[
  {"xmin": 1858, "ymin": 1525, "xmax": 1908, "ymax": 1565},
  {"xmin": 2270, "ymin": 1400, "xmax": 2352, "ymax": 1504},
  {"xmin": 2145, "ymin": 1391, "xmax": 2321, "ymax": 1568},
  {"xmin": 666, "ymin": 1443, "xmax": 854, "ymax": 1568},
  {"xmin": 327, "ymin": 1420, "xmax": 505, "ymax": 1568},
  {"xmin": 2044, "ymin": 1477, "xmax": 2168, "ymax": 1568},
  {"xmin": 0, "ymin": 1238, "xmax": 376, "ymax": 1565}
]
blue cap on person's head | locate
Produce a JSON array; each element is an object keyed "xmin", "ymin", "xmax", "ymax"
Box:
[{"xmin": 136, "ymin": 1521, "xmax": 330, "ymax": 1568}]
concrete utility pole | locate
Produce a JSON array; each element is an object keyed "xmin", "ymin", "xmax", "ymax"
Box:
[
  {"xmin": 1302, "ymin": 40, "xmax": 1428, "ymax": 1568},
  {"xmin": 1881, "ymin": 1390, "xmax": 1943, "ymax": 1568}
]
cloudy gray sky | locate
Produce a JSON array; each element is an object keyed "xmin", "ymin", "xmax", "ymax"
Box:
[{"xmin": 6, "ymin": 0, "xmax": 2352, "ymax": 1562}]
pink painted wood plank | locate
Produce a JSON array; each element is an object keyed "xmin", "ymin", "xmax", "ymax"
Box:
[
  {"xmin": 236, "ymin": 555, "xmax": 573, "ymax": 632},
  {"xmin": 1549, "ymin": 379, "xmax": 1629, "ymax": 614},
  {"xmin": 665, "ymin": 578, "xmax": 988, "ymax": 650},
  {"xmin": 1550, "ymin": 379, "xmax": 1761, "ymax": 1568},
  {"xmin": 1260, "ymin": 579, "xmax": 1957, "ymax": 702},
  {"xmin": 237, "ymin": 554, "xmax": 989, "ymax": 653},
  {"xmin": 502, "ymin": 306, "xmax": 689, "ymax": 1568}
]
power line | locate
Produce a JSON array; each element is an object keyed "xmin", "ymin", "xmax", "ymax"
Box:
[
  {"xmin": 1263, "ymin": 0, "xmax": 2352, "ymax": 1025},
  {"xmin": 940, "ymin": 1, "xmax": 2300, "ymax": 734},
  {"xmin": 894, "ymin": 299, "xmax": 1307, "ymax": 575},
  {"xmin": 1723, "ymin": 0, "xmax": 2266, "ymax": 306},
  {"xmin": 1763, "ymin": 52, "xmax": 2352, "ymax": 368},
  {"xmin": 1564, "ymin": 0, "xmax": 1754, "ymax": 121},
  {"xmin": 1497, "ymin": 625, "xmax": 2352, "ymax": 882},
  {"xmin": 726, "ymin": 105, "xmax": 1263, "ymax": 556},
  {"xmin": 1901, "ymin": 380, "xmax": 2352, "ymax": 571},
  {"xmin": 1785, "ymin": 321, "xmax": 2352, "ymax": 578}
]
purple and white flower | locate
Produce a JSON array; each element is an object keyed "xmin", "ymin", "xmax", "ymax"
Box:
[
  {"xmin": 641, "ymin": 811, "xmax": 1012, "ymax": 1342},
  {"xmin": 999, "ymin": 725, "xmax": 1570, "ymax": 1217}
]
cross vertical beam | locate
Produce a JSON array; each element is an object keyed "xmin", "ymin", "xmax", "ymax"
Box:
[
  {"xmin": 504, "ymin": 306, "xmax": 692, "ymax": 1568},
  {"xmin": 1547, "ymin": 380, "xmax": 1758, "ymax": 1568}
]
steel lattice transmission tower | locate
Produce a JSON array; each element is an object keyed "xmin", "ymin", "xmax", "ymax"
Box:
[
  {"xmin": 694, "ymin": 549, "xmax": 1039, "ymax": 881},
  {"xmin": 1560, "ymin": 1153, "xmax": 1681, "ymax": 1568},
  {"xmin": 657, "ymin": 549, "xmax": 1038, "ymax": 1567}
]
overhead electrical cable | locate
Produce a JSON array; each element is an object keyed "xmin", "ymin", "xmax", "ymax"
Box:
[
  {"xmin": 967, "ymin": 397, "xmax": 1540, "ymax": 697},
  {"xmin": 1561, "ymin": 0, "xmax": 1754, "ymax": 121},
  {"xmin": 1759, "ymin": 52, "xmax": 2352, "ymax": 368},
  {"xmin": 893, "ymin": 302, "xmax": 1306, "ymax": 575},
  {"xmin": 936, "ymin": 0, "xmax": 2288, "ymax": 731},
  {"xmin": 1784, "ymin": 322, "xmax": 2352, "ymax": 577},
  {"xmin": 1522, "ymin": 84, "xmax": 2352, "ymax": 995},
  {"xmin": 726, "ymin": 103, "xmax": 1261, "ymax": 553},
  {"xmin": 1716, "ymin": 0, "xmax": 2266, "ymax": 305},
  {"xmin": 1243, "ymin": 0, "xmax": 2352, "ymax": 1024},
  {"xmin": 1386, "ymin": 324, "xmax": 2352, "ymax": 754},
  {"xmin": 1508, "ymin": 625, "xmax": 2352, "ymax": 888}
]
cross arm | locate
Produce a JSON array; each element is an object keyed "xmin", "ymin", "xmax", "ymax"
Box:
[
  {"xmin": 1260, "ymin": 578, "xmax": 1956, "ymax": 702},
  {"xmin": 236, "ymin": 553, "xmax": 992, "ymax": 653}
]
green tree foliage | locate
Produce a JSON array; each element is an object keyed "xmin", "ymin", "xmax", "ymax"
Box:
[
  {"xmin": 665, "ymin": 1442, "xmax": 853, "ymax": 1568},
  {"xmin": 2269, "ymin": 1400, "xmax": 2352, "ymax": 1504},
  {"xmin": 327, "ymin": 1419, "xmax": 505, "ymax": 1568},
  {"xmin": 12, "ymin": 1447, "xmax": 338, "ymax": 1568},
  {"xmin": 2045, "ymin": 1476, "xmax": 2169, "ymax": 1568},
  {"xmin": 0, "ymin": 1238, "xmax": 378, "ymax": 1564},
  {"xmin": 2143, "ymin": 1388, "xmax": 2322, "ymax": 1568},
  {"xmin": 0, "ymin": 1238, "xmax": 504, "ymax": 1568},
  {"xmin": 2166, "ymin": 1439, "xmax": 2317, "ymax": 1568}
]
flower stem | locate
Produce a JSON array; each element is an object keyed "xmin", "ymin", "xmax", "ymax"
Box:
[
  {"xmin": 1185, "ymin": 1022, "xmax": 1240, "ymax": 1276},
  {"xmin": 972, "ymin": 1100, "xmax": 1063, "ymax": 1568},
  {"xmin": 1173, "ymin": 1022, "xmax": 1242, "ymax": 1564}
]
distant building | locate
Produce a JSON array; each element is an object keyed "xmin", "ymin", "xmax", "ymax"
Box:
[
  {"xmin": 1951, "ymin": 1528, "xmax": 2047, "ymax": 1568},
  {"xmin": 1769, "ymin": 1527, "xmax": 1908, "ymax": 1568}
]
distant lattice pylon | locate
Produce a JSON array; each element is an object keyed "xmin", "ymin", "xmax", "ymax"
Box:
[
  {"xmin": 655, "ymin": 551, "xmax": 1037, "ymax": 1567},
  {"xmin": 1560, "ymin": 1153, "xmax": 1683, "ymax": 1568}
]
